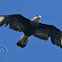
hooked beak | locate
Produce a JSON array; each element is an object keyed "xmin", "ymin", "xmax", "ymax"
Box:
[{"xmin": 37, "ymin": 15, "xmax": 41, "ymax": 19}]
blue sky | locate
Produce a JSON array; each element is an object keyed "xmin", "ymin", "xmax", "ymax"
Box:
[{"xmin": 0, "ymin": 0, "xmax": 62, "ymax": 62}]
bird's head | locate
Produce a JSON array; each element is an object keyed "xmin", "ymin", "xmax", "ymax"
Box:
[
  {"xmin": 31, "ymin": 15, "xmax": 41, "ymax": 23},
  {"xmin": 33, "ymin": 15, "xmax": 41, "ymax": 20},
  {"xmin": 36, "ymin": 15, "xmax": 41, "ymax": 19}
]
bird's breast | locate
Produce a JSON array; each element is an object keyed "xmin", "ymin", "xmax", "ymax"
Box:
[{"xmin": 23, "ymin": 22, "xmax": 37, "ymax": 36}]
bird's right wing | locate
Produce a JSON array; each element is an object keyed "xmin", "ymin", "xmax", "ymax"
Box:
[
  {"xmin": 33, "ymin": 23, "xmax": 62, "ymax": 48},
  {"xmin": 0, "ymin": 14, "xmax": 31, "ymax": 32}
]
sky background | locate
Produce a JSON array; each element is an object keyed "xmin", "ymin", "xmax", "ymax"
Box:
[{"xmin": 0, "ymin": 0, "xmax": 62, "ymax": 62}]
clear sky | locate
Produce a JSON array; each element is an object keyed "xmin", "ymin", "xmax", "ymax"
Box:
[{"xmin": 0, "ymin": 0, "xmax": 62, "ymax": 62}]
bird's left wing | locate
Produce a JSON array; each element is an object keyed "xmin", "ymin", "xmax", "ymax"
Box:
[
  {"xmin": 0, "ymin": 14, "xmax": 30, "ymax": 32},
  {"xmin": 33, "ymin": 23, "xmax": 62, "ymax": 48}
]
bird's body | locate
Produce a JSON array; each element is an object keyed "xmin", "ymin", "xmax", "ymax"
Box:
[{"xmin": 0, "ymin": 14, "xmax": 62, "ymax": 48}]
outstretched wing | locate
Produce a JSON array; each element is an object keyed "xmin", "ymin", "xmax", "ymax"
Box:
[
  {"xmin": 33, "ymin": 23, "xmax": 62, "ymax": 48},
  {"xmin": 0, "ymin": 14, "xmax": 30, "ymax": 32}
]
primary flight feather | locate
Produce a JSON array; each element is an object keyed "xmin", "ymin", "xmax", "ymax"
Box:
[{"xmin": 0, "ymin": 14, "xmax": 62, "ymax": 48}]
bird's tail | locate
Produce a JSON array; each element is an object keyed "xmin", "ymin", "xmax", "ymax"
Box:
[{"xmin": 17, "ymin": 34, "xmax": 30, "ymax": 48}]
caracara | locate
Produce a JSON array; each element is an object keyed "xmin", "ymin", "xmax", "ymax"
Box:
[{"xmin": 0, "ymin": 14, "xmax": 62, "ymax": 48}]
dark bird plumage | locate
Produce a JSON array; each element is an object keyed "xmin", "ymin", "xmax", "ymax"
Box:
[{"xmin": 0, "ymin": 14, "xmax": 62, "ymax": 48}]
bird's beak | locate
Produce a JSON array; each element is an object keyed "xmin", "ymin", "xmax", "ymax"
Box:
[{"xmin": 37, "ymin": 15, "xmax": 41, "ymax": 19}]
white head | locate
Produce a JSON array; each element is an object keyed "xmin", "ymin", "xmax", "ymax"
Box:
[
  {"xmin": 33, "ymin": 15, "xmax": 41, "ymax": 19},
  {"xmin": 31, "ymin": 15, "xmax": 41, "ymax": 23},
  {"xmin": 36, "ymin": 15, "xmax": 41, "ymax": 19}
]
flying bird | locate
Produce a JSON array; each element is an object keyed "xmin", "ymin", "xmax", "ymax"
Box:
[{"xmin": 0, "ymin": 14, "xmax": 62, "ymax": 48}]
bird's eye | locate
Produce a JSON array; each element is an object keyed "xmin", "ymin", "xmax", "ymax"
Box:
[{"xmin": 36, "ymin": 15, "xmax": 41, "ymax": 18}]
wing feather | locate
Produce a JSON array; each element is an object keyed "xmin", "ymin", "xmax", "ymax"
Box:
[
  {"xmin": 33, "ymin": 23, "xmax": 62, "ymax": 47},
  {"xmin": 0, "ymin": 14, "xmax": 30, "ymax": 32}
]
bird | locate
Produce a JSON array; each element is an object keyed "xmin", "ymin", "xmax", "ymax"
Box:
[{"xmin": 0, "ymin": 14, "xmax": 62, "ymax": 48}]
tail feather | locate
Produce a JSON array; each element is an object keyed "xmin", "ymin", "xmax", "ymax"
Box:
[{"xmin": 17, "ymin": 34, "xmax": 30, "ymax": 48}]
